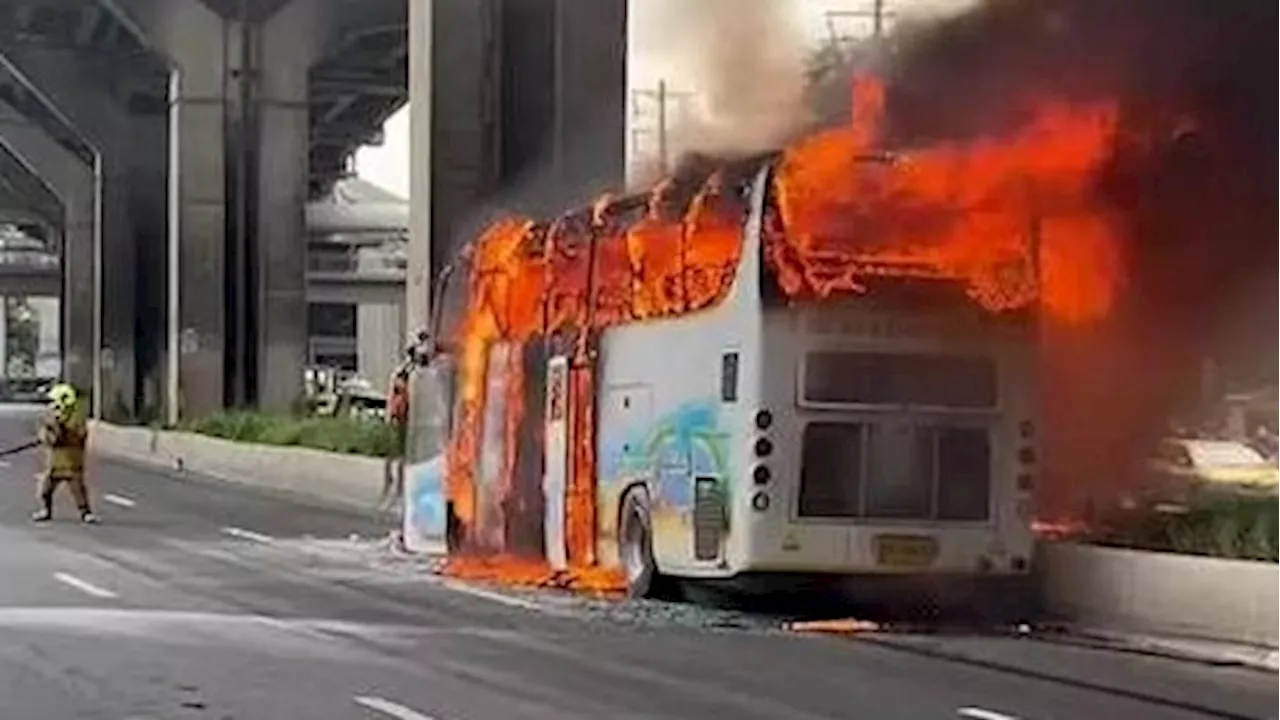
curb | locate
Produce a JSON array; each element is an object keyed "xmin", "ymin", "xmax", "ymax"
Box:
[
  {"xmin": 1049, "ymin": 629, "xmax": 1280, "ymax": 673},
  {"xmin": 94, "ymin": 449, "xmax": 398, "ymax": 525}
]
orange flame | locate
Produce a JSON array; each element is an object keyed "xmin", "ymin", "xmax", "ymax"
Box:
[
  {"xmin": 442, "ymin": 553, "xmax": 625, "ymax": 597},
  {"xmin": 771, "ymin": 75, "xmax": 1121, "ymax": 322}
]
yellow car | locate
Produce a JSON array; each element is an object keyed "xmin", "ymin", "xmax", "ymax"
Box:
[{"xmin": 1136, "ymin": 438, "xmax": 1279, "ymax": 513}]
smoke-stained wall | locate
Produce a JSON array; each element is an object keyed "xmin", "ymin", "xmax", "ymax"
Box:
[
  {"xmin": 547, "ymin": 0, "xmax": 628, "ymax": 207},
  {"xmin": 497, "ymin": 0, "xmax": 555, "ymax": 188},
  {"xmin": 128, "ymin": 110, "xmax": 169, "ymax": 423},
  {"xmin": 427, "ymin": 0, "xmax": 499, "ymax": 291},
  {"xmin": 428, "ymin": 0, "xmax": 628, "ymax": 278}
]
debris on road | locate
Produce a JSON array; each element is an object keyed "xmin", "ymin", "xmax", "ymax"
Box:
[{"xmin": 786, "ymin": 618, "xmax": 882, "ymax": 634}]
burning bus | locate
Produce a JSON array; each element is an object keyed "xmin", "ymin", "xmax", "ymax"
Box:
[
  {"xmin": 405, "ymin": 78, "xmax": 1119, "ymax": 598},
  {"xmin": 597, "ymin": 164, "xmax": 1038, "ymax": 597}
]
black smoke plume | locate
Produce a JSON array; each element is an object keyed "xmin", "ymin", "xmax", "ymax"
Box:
[{"xmin": 874, "ymin": 0, "xmax": 1277, "ymax": 515}]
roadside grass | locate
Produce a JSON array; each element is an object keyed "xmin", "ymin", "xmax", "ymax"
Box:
[
  {"xmin": 1094, "ymin": 496, "xmax": 1278, "ymax": 563},
  {"xmin": 182, "ymin": 411, "xmax": 399, "ymax": 458}
]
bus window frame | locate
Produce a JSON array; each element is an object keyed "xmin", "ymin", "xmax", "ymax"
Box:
[{"xmin": 793, "ymin": 350, "xmax": 1006, "ymax": 417}]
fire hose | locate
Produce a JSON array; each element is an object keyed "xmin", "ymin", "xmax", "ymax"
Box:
[{"xmin": 0, "ymin": 440, "xmax": 38, "ymax": 458}]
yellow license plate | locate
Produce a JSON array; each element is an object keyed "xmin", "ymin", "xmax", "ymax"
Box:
[{"xmin": 874, "ymin": 534, "xmax": 939, "ymax": 568}]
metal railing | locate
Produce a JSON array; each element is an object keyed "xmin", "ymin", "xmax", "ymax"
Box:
[
  {"xmin": 307, "ymin": 246, "xmax": 406, "ymax": 276},
  {"xmin": 0, "ymin": 251, "xmax": 59, "ymax": 270},
  {"xmin": 308, "ymin": 335, "xmax": 357, "ymax": 357}
]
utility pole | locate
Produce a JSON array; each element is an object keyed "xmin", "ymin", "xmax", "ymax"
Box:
[
  {"xmin": 656, "ymin": 80, "xmax": 668, "ymax": 176},
  {"xmin": 630, "ymin": 80, "xmax": 693, "ymax": 177},
  {"xmin": 824, "ymin": 0, "xmax": 895, "ymax": 53}
]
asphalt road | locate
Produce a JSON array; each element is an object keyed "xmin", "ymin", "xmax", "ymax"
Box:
[{"xmin": 0, "ymin": 404, "xmax": 1273, "ymax": 720}]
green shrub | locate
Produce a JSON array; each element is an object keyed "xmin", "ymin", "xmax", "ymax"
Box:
[
  {"xmin": 1095, "ymin": 496, "xmax": 1278, "ymax": 563},
  {"xmin": 183, "ymin": 411, "xmax": 398, "ymax": 458}
]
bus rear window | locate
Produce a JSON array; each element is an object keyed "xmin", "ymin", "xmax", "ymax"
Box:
[
  {"xmin": 798, "ymin": 422, "xmax": 863, "ymax": 518},
  {"xmin": 935, "ymin": 427, "xmax": 991, "ymax": 521},
  {"xmin": 802, "ymin": 352, "xmax": 997, "ymax": 409},
  {"xmin": 798, "ymin": 422, "xmax": 991, "ymax": 521}
]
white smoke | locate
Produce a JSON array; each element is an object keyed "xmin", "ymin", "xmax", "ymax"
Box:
[
  {"xmin": 626, "ymin": 1, "xmax": 991, "ymax": 186},
  {"xmin": 628, "ymin": 0, "xmax": 813, "ymax": 186}
]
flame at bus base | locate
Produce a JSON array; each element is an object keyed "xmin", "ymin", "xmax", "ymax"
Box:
[
  {"xmin": 439, "ymin": 74, "xmax": 1122, "ymax": 590},
  {"xmin": 443, "ymin": 554, "xmax": 626, "ymax": 598}
]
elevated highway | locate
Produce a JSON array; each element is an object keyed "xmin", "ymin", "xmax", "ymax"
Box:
[
  {"xmin": 0, "ymin": 0, "xmax": 407, "ymax": 420},
  {"xmin": 0, "ymin": 0, "xmax": 628, "ymax": 425}
]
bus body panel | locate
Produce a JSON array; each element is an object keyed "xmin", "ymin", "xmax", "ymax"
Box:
[
  {"xmin": 593, "ymin": 302, "xmax": 751, "ymax": 576},
  {"xmin": 741, "ymin": 301, "xmax": 1036, "ymax": 576},
  {"xmin": 593, "ymin": 169, "xmax": 769, "ymax": 578},
  {"xmin": 593, "ymin": 162, "xmax": 1037, "ymax": 581}
]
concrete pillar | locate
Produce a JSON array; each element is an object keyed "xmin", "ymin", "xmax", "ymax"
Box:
[
  {"xmin": 407, "ymin": 0, "xmax": 433, "ymax": 343},
  {"xmin": 0, "ymin": 103, "xmax": 95, "ymax": 400},
  {"xmin": 406, "ymin": 0, "xmax": 441, "ymax": 469},
  {"xmin": 552, "ymin": 0, "xmax": 628, "ymax": 200},
  {"xmin": 31, "ymin": 295, "xmax": 60, "ymax": 378},
  {"xmin": 98, "ymin": 163, "xmax": 137, "ymax": 418},
  {"xmin": 254, "ymin": 0, "xmax": 328, "ymax": 412},
  {"xmin": 126, "ymin": 114, "xmax": 170, "ymax": 421},
  {"xmin": 167, "ymin": 32, "xmax": 228, "ymax": 422},
  {"xmin": 0, "ymin": 45, "xmax": 138, "ymax": 420},
  {"xmin": 106, "ymin": 0, "xmax": 335, "ymax": 419},
  {"xmin": 426, "ymin": 0, "xmax": 497, "ymax": 271},
  {"xmin": 0, "ymin": 293, "xmax": 7, "ymax": 379}
]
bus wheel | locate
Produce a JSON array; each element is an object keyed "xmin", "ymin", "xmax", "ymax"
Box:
[{"xmin": 619, "ymin": 489, "xmax": 659, "ymax": 599}]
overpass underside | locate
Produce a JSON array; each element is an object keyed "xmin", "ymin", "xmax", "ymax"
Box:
[
  {"xmin": 0, "ymin": 0, "xmax": 407, "ymax": 422},
  {"xmin": 0, "ymin": 0, "xmax": 628, "ymax": 424}
]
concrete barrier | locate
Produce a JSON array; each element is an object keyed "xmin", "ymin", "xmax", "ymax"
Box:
[
  {"xmin": 89, "ymin": 422, "xmax": 393, "ymax": 519},
  {"xmin": 1040, "ymin": 542, "xmax": 1279, "ymax": 649}
]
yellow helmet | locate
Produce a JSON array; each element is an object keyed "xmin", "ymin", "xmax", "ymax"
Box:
[{"xmin": 47, "ymin": 383, "xmax": 78, "ymax": 414}]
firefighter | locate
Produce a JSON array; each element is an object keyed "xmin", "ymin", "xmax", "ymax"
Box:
[
  {"xmin": 380, "ymin": 331, "xmax": 435, "ymax": 510},
  {"xmin": 379, "ymin": 365, "xmax": 411, "ymax": 510},
  {"xmin": 32, "ymin": 383, "xmax": 97, "ymax": 524}
]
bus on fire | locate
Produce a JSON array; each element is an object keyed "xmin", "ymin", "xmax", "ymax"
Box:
[{"xmin": 406, "ymin": 161, "xmax": 1039, "ymax": 599}]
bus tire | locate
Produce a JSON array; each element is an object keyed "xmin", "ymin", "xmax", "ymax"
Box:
[{"xmin": 619, "ymin": 488, "xmax": 660, "ymax": 599}]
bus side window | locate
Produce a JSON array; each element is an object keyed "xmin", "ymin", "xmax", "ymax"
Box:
[{"xmin": 721, "ymin": 352, "xmax": 740, "ymax": 403}]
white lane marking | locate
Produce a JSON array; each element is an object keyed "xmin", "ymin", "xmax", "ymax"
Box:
[
  {"xmin": 221, "ymin": 526, "xmax": 274, "ymax": 543},
  {"xmin": 958, "ymin": 707, "xmax": 1024, "ymax": 720},
  {"xmin": 437, "ymin": 578, "xmax": 546, "ymax": 612},
  {"xmin": 52, "ymin": 572, "xmax": 118, "ymax": 600},
  {"xmin": 353, "ymin": 696, "xmax": 440, "ymax": 720},
  {"xmin": 103, "ymin": 493, "xmax": 136, "ymax": 508}
]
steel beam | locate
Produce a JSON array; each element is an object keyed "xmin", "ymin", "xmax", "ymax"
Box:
[{"xmin": 0, "ymin": 139, "xmax": 61, "ymax": 228}]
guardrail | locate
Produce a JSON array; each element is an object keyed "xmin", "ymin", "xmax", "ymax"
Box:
[{"xmin": 1039, "ymin": 542, "xmax": 1278, "ymax": 649}]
